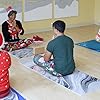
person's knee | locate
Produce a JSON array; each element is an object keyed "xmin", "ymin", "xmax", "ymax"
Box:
[{"xmin": 33, "ymin": 54, "xmax": 42, "ymax": 63}]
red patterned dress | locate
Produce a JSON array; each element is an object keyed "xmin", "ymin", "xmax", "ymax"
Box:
[{"xmin": 0, "ymin": 50, "xmax": 11, "ymax": 98}]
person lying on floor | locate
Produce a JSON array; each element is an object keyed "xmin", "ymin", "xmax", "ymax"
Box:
[{"xmin": 33, "ymin": 20, "xmax": 75, "ymax": 76}]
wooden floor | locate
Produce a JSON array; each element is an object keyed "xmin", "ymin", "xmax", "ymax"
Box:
[{"xmin": 10, "ymin": 24, "xmax": 100, "ymax": 100}]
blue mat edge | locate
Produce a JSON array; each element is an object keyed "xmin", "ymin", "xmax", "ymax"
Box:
[
  {"xmin": 75, "ymin": 40, "xmax": 100, "ymax": 52},
  {"xmin": 11, "ymin": 88, "xmax": 26, "ymax": 100}
]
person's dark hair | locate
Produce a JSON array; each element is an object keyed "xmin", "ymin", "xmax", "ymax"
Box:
[
  {"xmin": 52, "ymin": 20, "xmax": 66, "ymax": 33},
  {"xmin": 8, "ymin": 10, "xmax": 17, "ymax": 17}
]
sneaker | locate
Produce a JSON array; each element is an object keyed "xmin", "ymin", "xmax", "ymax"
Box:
[{"xmin": 33, "ymin": 35, "xmax": 44, "ymax": 43}]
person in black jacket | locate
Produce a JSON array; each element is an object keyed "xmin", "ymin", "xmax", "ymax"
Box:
[{"xmin": 2, "ymin": 8, "xmax": 24, "ymax": 42}]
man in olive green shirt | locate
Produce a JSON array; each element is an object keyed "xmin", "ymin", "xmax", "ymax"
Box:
[{"xmin": 33, "ymin": 20, "xmax": 75, "ymax": 76}]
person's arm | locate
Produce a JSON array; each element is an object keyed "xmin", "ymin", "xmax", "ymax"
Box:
[
  {"xmin": 16, "ymin": 20, "xmax": 24, "ymax": 35},
  {"xmin": 44, "ymin": 50, "xmax": 52, "ymax": 62},
  {"xmin": 2, "ymin": 22, "xmax": 11, "ymax": 42}
]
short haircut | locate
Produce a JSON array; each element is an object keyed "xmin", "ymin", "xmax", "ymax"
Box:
[
  {"xmin": 8, "ymin": 10, "xmax": 17, "ymax": 17},
  {"xmin": 52, "ymin": 20, "xmax": 66, "ymax": 33}
]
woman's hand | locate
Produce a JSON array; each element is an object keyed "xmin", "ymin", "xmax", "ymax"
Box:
[
  {"xmin": 12, "ymin": 20, "xmax": 16, "ymax": 27},
  {"xmin": 12, "ymin": 20, "xmax": 21, "ymax": 33}
]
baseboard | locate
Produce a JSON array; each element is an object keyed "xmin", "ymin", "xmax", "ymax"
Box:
[
  {"xmin": 0, "ymin": 22, "xmax": 97, "ymax": 34},
  {"xmin": 67, "ymin": 22, "xmax": 94, "ymax": 28},
  {"xmin": 25, "ymin": 27, "xmax": 52, "ymax": 34},
  {"xmin": 95, "ymin": 22, "xmax": 100, "ymax": 25},
  {"xmin": 24, "ymin": 22, "xmax": 95, "ymax": 34}
]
